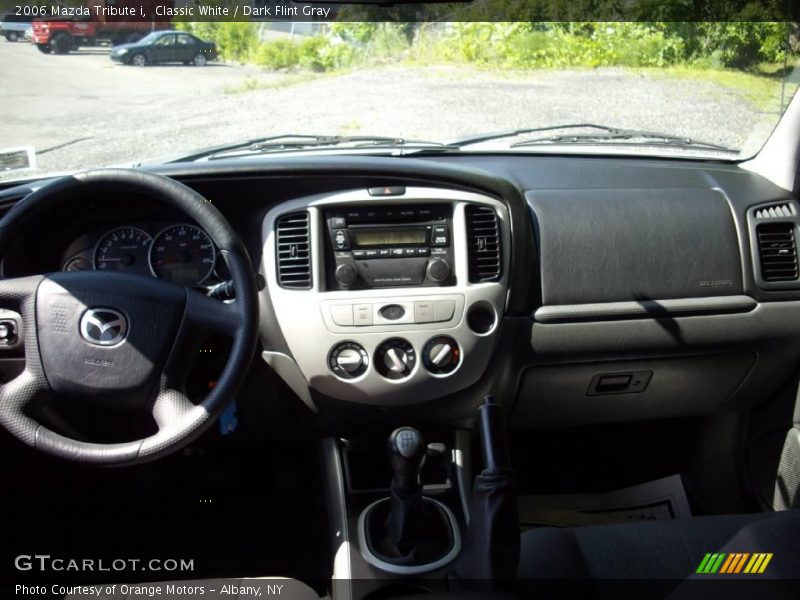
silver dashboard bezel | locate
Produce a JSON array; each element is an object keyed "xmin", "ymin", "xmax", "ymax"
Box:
[{"xmin": 260, "ymin": 187, "xmax": 510, "ymax": 406}]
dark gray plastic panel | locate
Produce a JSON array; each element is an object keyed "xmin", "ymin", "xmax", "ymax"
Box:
[
  {"xmin": 514, "ymin": 353, "xmax": 756, "ymax": 427},
  {"xmin": 527, "ymin": 188, "xmax": 743, "ymax": 305}
]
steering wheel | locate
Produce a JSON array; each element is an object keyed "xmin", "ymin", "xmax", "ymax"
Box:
[{"xmin": 0, "ymin": 169, "xmax": 259, "ymax": 466}]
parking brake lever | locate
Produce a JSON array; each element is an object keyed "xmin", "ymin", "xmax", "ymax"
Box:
[{"xmin": 451, "ymin": 395, "xmax": 520, "ymax": 588}]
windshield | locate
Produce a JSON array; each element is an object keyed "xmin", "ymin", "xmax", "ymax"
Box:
[{"xmin": 2, "ymin": 14, "xmax": 799, "ymax": 182}]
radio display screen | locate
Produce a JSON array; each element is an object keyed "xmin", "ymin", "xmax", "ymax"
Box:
[{"xmin": 353, "ymin": 230, "xmax": 427, "ymax": 247}]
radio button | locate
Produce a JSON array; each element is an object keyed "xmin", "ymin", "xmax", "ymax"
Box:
[
  {"xmin": 414, "ymin": 301, "xmax": 435, "ymax": 323},
  {"xmin": 365, "ymin": 249, "xmax": 380, "ymax": 258},
  {"xmin": 331, "ymin": 305, "xmax": 354, "ymax": 326},
  {"xmin": 433, "ymin": 300, "xmax": 456, "ymax": 322},
  {"xmin": 431, "ymin": 225, "xmax": 449, "ymax": 247},
  {"xmin": 354, "ymin": 304, "xmax": 373, "ymax": 326},
  {"xmin": 330, "ymin": 217, "xmax": 346, "ymax": 229},
  {"xmin": 403, "ymin": 248, "xmax": 417, "ymax": 256},
  {"xmin": 378, "ymin": 248, "xmax": 392, "ymax": 257},
  {"xmin": 352, "ymin": 250, "xmax": 367, "ymax": 259},
  {"xmin": 391, "ymin": 248, "xmax": 405, "ymax": 257},
  {"xmin": 333, "ymin": 229, "xmax": 350, "ymax": 250},
  {"xmin": 415, "ymin": 247, "xmax": 430, "ymax": 257}
]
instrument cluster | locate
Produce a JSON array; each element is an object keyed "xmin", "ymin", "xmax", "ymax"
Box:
[{"xmin": 62, "ymin": 223, "xmax": 226, "ymax": 287}]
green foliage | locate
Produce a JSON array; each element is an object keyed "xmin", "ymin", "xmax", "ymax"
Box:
[
  {"xmin": 298, "ymin": 37, "xmax": 357, "ymax": 72},
  {"xmin": 251, "ymin": 38, "xmax": 300, "ymax": 70},
  {"xmin": 250, "ymin": 36, "xmax": 355, "ymax": 72},
  {"xmin": 177, "ymin": 22, "xmax": 256, "ymax": 62},
  {"xmin": 177, "ymin": 18, "xmax": 794, "ymax": 75},
  {"xmin": 422, "ymin": 22, "xmax": 686, "ymax": 69}
]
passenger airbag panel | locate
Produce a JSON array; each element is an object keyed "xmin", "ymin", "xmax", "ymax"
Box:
[{"xmin": 527, "ymin": 188, "xmax": 743, "ymax": 305}]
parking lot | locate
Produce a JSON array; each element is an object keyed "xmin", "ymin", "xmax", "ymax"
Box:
[{"xmin": 1, "ymin": 37, "xmax": 790, "ymax": 179}]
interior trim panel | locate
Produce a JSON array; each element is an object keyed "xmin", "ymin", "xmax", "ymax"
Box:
[
  {"xmin": 534, "ymin": 295, "xmax": 758, "ymax": 323},
  {"xmin": 259, "ymin": 186, "xmax": 511, "ymax": 406}
]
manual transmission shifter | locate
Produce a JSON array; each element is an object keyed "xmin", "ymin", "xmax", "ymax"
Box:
[
  {"xmin": 388, "ymin": 427, "xmax": 427, "ymax": 492},
  {"xmin": 386, "ymin": 427, "xmax": 427, "ymax": 551},
  {"xmin": 359, "ymin": 426, "xmax": 459, "ymax": 571}
]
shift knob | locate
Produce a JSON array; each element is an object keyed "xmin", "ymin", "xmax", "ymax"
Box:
[{"xmin": 387, "ymin": 427, "xmax": 426, "ymax": 493}]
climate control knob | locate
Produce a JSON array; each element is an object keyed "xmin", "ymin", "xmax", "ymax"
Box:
[
  {"xmin": 329, "ymin": 342, "xmax": 368, "ymax": 379},
  {"xmin": 375, "ymin": 338, "xmax": 417, "ymax": 380},
  {"xmin": 422, "ymin": 336, "xmax": 460, "ymax": 375}
]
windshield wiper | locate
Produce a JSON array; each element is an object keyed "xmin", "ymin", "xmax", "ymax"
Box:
[
  {"xmin": 170, "ymin": 134, "xmax": 453, "ymax": 162},
  {"xmin": 451, "ymin": 124, "xmax": 738, "ymax": 153}
]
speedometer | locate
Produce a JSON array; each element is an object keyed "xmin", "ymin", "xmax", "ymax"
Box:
[
  {"xmin": 149, "ymin": 224, "xmax": 216, "ymax": 286},
  {"xmin": 94, "ymin": 227, "xmax": 153, "ymax": 277}
]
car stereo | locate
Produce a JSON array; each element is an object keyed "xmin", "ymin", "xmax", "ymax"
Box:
[{"xmin": 325, "ymin": 205, "xmax": 455, "ymax": 290}]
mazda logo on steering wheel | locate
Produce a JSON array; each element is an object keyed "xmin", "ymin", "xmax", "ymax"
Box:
[{"xmin": 79, "ymin": 308, "xmax": 128, "ymax": 346}]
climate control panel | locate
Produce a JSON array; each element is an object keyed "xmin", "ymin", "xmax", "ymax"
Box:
[{"xmin": 329, "ymin": 335, "xmax": 463, "ymax": 381}]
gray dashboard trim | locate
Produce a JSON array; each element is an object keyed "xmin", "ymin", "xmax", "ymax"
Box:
[{"xmin": 534, "ymin": 295, "xmax": 757, "ymax": 323}]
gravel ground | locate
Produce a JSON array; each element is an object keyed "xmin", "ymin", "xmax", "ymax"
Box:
[{"xmin": 1, "ymin": 40, "xmax": 786, "ymax": 180}]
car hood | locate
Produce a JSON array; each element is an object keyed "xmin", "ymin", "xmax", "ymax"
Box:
[{"xmin": 111, "ymin": 43, "xmax": 140, "ymax": 52}]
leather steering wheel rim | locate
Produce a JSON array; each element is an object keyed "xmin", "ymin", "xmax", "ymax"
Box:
[{"xmin": 0, "ymin": 169, "xmax": 259, "ymax": 466}]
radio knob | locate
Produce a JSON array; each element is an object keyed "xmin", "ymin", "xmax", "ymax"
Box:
[
  {"xmin": 335, "ymin": 263, "xmax": 358, "ymax": 286},
  {"xmin": 426, "ymin": 258, "xmax": 450, "ymax": 282}
]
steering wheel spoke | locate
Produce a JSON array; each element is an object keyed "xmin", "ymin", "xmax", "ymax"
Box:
[
  {"xmin": 0, "ymin": 275, "xmax": 44, "ymax": 310},
  {"xmin": 151, "ymin": 386, "xmax": 196, "ymax": 431},
  {"xmin": 184, "ymin": 288, "xmax": 242, "ymax": 337},
  {"xmin": 0, "ymin": 367, "xmax": 51, "ymax": 444}
]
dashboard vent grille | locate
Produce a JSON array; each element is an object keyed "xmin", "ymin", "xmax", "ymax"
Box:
[
  {"xmin": 755, "ymin": 203, "xmax": 795, "ymax": 219},
  {"xmin": 466, "ymin": 204, "xmax": 501, "ymax": 282},
  {"xmin": 276, "ymin": 211, "xmax": 312, "ymax": 289},
  {"xmin": 757, "ymin": 223, "xmax": 799, "ymax": 282}
]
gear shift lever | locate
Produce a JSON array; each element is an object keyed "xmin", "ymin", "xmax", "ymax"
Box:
[
  {"xmin": 359, "ymin": 426, "xmax": 458, "ymax": 570},
  {"xmin": 387, "ymin": 427, "xmax": 427, "ymax": 493},
  {"xmin": 386, "ymin": 427, "xmax": 426, "ymax": 551}
]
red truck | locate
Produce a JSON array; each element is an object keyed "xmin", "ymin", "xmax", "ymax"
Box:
[{"xmin": 32, "ymin": 0, "xmax": 171, "ymax": 54}]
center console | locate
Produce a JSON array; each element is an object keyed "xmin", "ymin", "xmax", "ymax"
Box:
[{"xmin": 260, "ymin": 187, "xmax": 510, "ymax": 406}]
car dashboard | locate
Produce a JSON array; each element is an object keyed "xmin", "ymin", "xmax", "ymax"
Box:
[{"xmin": 1, "ymin": 153, "xmax": 799, "ymax": 433}]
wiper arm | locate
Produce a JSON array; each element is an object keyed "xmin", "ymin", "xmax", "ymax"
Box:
[
  {"xmin": 510, "ymin": 130, "xmax": 738, "ymax": 153},
  {"xmin": 450, "ymin": 124, "xmax": 625, "ymax": 147},
  {"xmin": 171, "ymin": 134, "xmax": 452, "ymax": 162},
  {"xmin": 451, "ymin": 123, "xmax": 737, "ymax": 154}
]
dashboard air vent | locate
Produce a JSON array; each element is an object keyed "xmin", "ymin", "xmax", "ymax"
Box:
[
  {"xmin": 466, "ymin": 204, "xmax": 501, "ymax": 282},
  {"xmin": 755, "ymin": 203, "xmax": 795, "ymax": 219},
  {"xmin": 757, "ymin": 223, "xmax": 799, "ymax": 282},
  {"xmin": 276, "ymin": 211, "xmax": 312, "ymax": 289}
]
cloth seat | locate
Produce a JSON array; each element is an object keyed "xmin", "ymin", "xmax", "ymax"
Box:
[{"xmin": 518, "ymin": 510, "xmax": 800, "ymax": 598}]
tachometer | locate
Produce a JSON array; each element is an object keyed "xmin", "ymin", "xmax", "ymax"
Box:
[
  {"xmin": 94, "ymin": 227, "xmax": 153, "ymax": 277},
  {"xmin": 149, "ymin": 224, "xmax": 216, "ymax": 286}
]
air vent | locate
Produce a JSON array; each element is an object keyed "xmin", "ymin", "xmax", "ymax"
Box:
[
  {"xmin": 276, "ymin": 211, "xmax": 312, "ymax": 289},
  {"xmin": 465, "ymin": 204, "xmax": 501, "ymax": 282},
  {"xmin": 757, "ymin": 223, "xmax": 799, "ymax": 282},
  {"xmin": 755, "ymin": 203, "xmax": 795, "ymax": 219}
]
